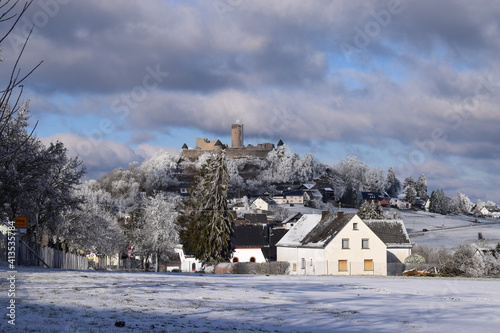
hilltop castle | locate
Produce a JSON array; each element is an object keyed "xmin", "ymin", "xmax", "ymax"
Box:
[{"xmin": 181, "ymin": 124, "xmax": 283, "ymax": 159}]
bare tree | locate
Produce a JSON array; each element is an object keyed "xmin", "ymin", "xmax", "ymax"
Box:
[{"xmin": 1, "ymin": 0, "xmax": 42, "ymax": 160}]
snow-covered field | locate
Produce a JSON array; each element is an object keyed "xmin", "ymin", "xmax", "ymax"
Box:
[
  {"xmin": 2, "ymin": 264, "xmax": 500, "ymax": 333},
  {"xmin": 401, "ymin": 211, "xmax": 500, "ymax": 249}
]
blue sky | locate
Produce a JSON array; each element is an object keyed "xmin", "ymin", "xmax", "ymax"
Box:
[{"xmin": 2, "ymin": 0, "xmax": 500, "ymax": 203}]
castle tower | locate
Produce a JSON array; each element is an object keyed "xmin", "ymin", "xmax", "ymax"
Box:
[{"xmin": 231, "ymin": 124, "xmax": 243, "ymax": 148}]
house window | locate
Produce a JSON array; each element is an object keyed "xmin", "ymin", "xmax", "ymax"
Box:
[
  {"xmin": 192, "ymin": 263, "xmax": 196, "ymax": 272},
  {"xmin": 364, "ymin": 259, "xmax": 374, "ymax": 271},
  {"xmin": 342, "ymin": 238, "xmax": 349, "ymax": 249},
  {"xmin": 310, "ymin": 259, "xmax": 313, "ymax": 266},
  {"xmin": 301, "ymin": 258, "xmax": 306, "ymax": 269},
  {"xmin": 250, "ymin": 257, "xmax": 256, "ymax": 263},
  {"xmin": 353, "ymin": 223, "xmax": 358, "ymax": 230},
  {"xmin": 362, "ymin": 239, "xmax": 369, "ymax": 249},
  {"xmin": 293, "ymin": 263, "xmax": 297, "ymax": 271},
  {"xmin": 338, "ymin": 260, "xmax": 348, "ymax": 271}
]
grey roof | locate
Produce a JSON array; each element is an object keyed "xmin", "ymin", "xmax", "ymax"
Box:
[
  {"xmin": 244, "ymin": 213, "xmax": 268, "ymax": 224},
  {"xmin": 253, "ymin": 196, "xmax": 277, "ymax": 205},
  {"xmin": 363, "ymin": 220, "xmax": 411, "ymax": 245},
  {"xmin": 232, "ymin": 225, "xmax": 268, "ymax": 247},
  {"xmin": 301, "ymin": 213, "xmax": 356, "ymax": 246}
]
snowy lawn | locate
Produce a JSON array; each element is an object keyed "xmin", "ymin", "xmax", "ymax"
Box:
[
  {"xmin": 2, "ymin": 265, "xmax": 500, "ymax": 333},
  {"xmin": 402, "ymin": 211, "xmax": 500, "ymax": 250}
]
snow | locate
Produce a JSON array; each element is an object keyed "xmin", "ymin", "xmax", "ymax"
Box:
[
  {"xmin": 276, "ymin": 214, "xmax": 322, "ymax": 247},
  {"xmin": 402, "ymin": 211, "xmax": 500, "ymax": 249},
  {"xmin": 2, "ymin": 264, "xmax": 500, "ymax": 333}
]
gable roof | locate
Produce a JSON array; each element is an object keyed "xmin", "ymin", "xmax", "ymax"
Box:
[
  {"xmin": 284, "ymin": 190, "xmax": 303, "ymax": 197},
  {"xmin": 363, "ymin": 220, "xmax": 411, "ymax": 246},
  {"xmin": 276, "ymin": 214, "xmax": 322, "ymax": 247},
  {"xmin": 276, "ymin": 212, "xmax": 357, "ymax": 248},
  {"xmin": 252, "ymin": 196, "xmax": 277, "ymax": 206},
  {"xmin": 232, "ymin": 225, "xmax": 268, "ymax": 247},
  {"xmin": 244, "ymin": 213, "xmax": 268, "ymax": 224},
  {"xmin": 301, "ymin": 213, "xmax": 355, "ymax": 247},
  {"xmin": 281, "ymin": 212, "xmax": 303, "ymax": 224}
]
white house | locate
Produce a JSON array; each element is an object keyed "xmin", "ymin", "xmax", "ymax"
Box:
[
  {"xmin": 363, "ymin": 219, "xmax": 412, "ymax": 275},
  {"xmin": 277, "ymin": 212, "xmax": 388, "ymax": 276},
  {"xmin": 480, "ymin": 206, "xmax": 500, "ymax": 218},
  {"xmin": 250, "ymin": 197, "xmax": 277, "ymax": 211},
  {"xmin": 231, "ymin": 225, "xmax": 269, "ymax": 263},
  {"xmin": 175, "ymin": 245, "xmax": 203, "ymax": 273},
  {"xmin": 273, "ymin": 190, "xmax": 304, "ymax": 206}
]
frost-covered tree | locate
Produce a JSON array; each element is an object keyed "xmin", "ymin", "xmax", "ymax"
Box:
[
  {"xmin": 404, "ymin": 185, "xmax": 417, "ymax": 205},
  {"xmin": 429, "ymin": 189, "xmax": 448, "ymax": 215},
  {"xmin": 58, "ymin": 181, "xmax": 124, "ymax": 255},
  {"xmin": 357, "ymin": 201, "xmax": 384, "ymax": 219},
  {"xmin": 475, "ymin": 199, "xmax": 497, "ymax": 212},
  {"xmin": 441, "ymin": 244, "xmax": 500, "ymax": 277},
  {"xmin": 384, "ymin": 168, "xmax": 401, "ymax": 198},
  {"xmin": 403, "ymin": 176, "xmax": 416, "ymax": 191},
  {"xmin": 178, "ymin": 152, "xmax": 234, "ymax": 263},
  {"xmin": 260, "ymin": 145, "xmax": 300, "ymax": 184},
  {"xmin": 384, "ymin": 167, "xmax": 401, "ymax": 198},
  {"xmin": 129, "ymin": 192, "xmax": 180, "ymax": 271},
  {"xmin": 454, "ymin": 192, "xmax": 474, "ymax": 215},
  {"xmin": 415, "ymin": 174, "xmax": 428, "ymax": 199},
  {"xmin": 139, "ymin": 152, "xmax": 180, "ymax": 194},
  {"xmin": 363, "ymin": 168, "xmax": 384, "ymax": 192},
  {"xmin": 0, "ymin": 107, "xmax": 85, "ymax": 244}
]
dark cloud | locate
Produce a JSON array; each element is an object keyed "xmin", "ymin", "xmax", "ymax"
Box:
[{"xmin": 3, "ymin": 0, "xmax": 500, "ymax": 202}]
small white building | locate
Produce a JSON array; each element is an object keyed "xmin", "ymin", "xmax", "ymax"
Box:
[
  {"xmin": 250, "ymin": 197, "xmax": 277, "ymax": 211},
  {"xmin": 175, "ymin": 245, "xmax": 203, "ymax": 273},
  {"xmin": 231, "ymin": 225, "xmax": 269, "ymax": 263},
  {"xmin": 277, "ymin": 212, "xmax": 388, "ymax": 276}
]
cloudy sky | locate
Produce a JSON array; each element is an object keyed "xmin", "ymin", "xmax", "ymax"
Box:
[{"xmin": 2, "ymin": 0, "xmax": 500, "ymax": 203}]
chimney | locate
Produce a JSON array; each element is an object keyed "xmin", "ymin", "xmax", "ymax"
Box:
[
  {"xmin": 321, "ymin": 211, "xmax": 329, "ymax": 219},
  {"xmin": 337, "ymin": 211, "xmax": 344, "ymax": 219}
]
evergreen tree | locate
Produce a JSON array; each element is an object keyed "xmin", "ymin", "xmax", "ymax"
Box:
[
  {"xmin": 429, "ymin": 189, "xmax": 448, "ymax": 215},
  {"xmin": 404, "ymin": 186, "xmax": 417, "ymax": 205},
  {"xmin": 357, "ymin": 201, "xmax": 384, "ymax": 219},
  {"xmin": 403, "ymin": 176, "xmax": 416, "ymax": 190},
  {"xmin": 178, "ymin": 152, "xmax": 234, "ymax": 262},
  {"xmin": 384, "ymin": 167, "xmax": 401, "ymax": 197},
  {"xmin": 415, "ymin": 174, "xmax": 428, "ymax": 199},
  {"xmin": 340, "ymin": 181, "xmax": 359, "ymax": 208}
]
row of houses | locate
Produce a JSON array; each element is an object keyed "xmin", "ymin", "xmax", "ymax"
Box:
[{"xmin": 176, "ymin": 211, "xmax": 412, "ymax": 276}]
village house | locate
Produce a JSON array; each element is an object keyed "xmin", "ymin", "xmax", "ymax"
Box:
[
  {"xmin": 280, "ymin": 212, "xmax": 303, "ymax": 230},
  {"xmin": 277, "ymin": 212, "xmax": 388, "ymax": 276},
  {"xmin": 272, "ymin": 190, "xmax": 304, "ymax": 206},
  {"xmin": 479, "ymin": 205, "xmax": 500, "ymax": 218},
  {"xmin": 363, "ymin": 219, "xmax": 412, "ymax": 275},
  {"xmin": 231, "ymin": 225, "xmax": 269, "ymax": 263},
  {"xmin": 362, "ymin": 192, "xmax": 391, "ymax": 207},
  {"xmin": 174, "ymin": 245, "xmax": 203, "ymax": 273},
  {"xmin": 250, "ymin": 197, "xmax": 278, "ymax": 211}
]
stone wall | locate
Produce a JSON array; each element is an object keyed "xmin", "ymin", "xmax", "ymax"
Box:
[{"xmin": 181, "ymin": 145, "xmax": 273, "ymax": 160}]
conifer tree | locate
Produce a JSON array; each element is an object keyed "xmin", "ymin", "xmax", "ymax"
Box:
[
  {"xmin": 415, "ymin": 174, "xmax": 428, "ymax": 199},
  {"xmin": 178, "ymin": 152, "xmax": 234, "ymax": 262},
  {"xmin": 384, "ymin": 167, "xmax": 401, "ymax": 198}
]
